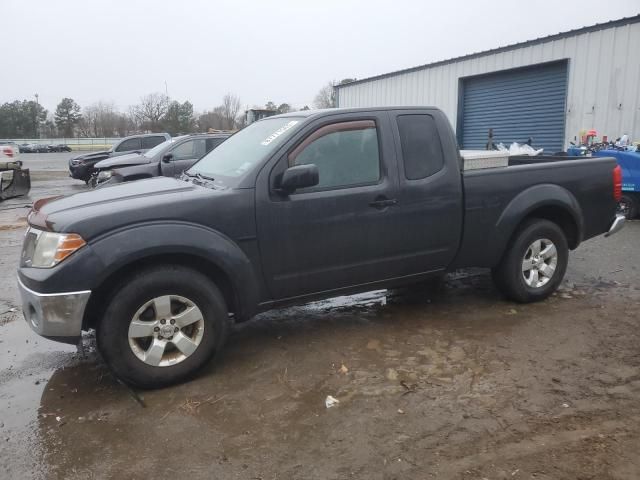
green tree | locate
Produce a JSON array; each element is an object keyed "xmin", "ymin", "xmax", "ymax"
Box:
[
  {"xmin": 264, "ymin": 101, "xmax": 277, "ymax": 111},
  {"xmin": 163, "ymin": 100, "xmax": 195, "ymax": 135},
  {"xmin": 277, "ymin": 103, "xmax": 291, "ymax": 114},
  {"xmin": 0, "ymin": 100, "xmax": 47, "ymax": 138},
  {"xmin": 54, "ymin": 98, "xmax": 82, "ymax": 137}
]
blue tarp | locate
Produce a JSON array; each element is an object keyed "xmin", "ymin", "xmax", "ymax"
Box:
[{"xmin": 594, "ymin": 149, "xmax": 640, "ymax": 192}]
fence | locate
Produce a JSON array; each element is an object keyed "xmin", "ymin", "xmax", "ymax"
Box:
[{"xmin": 1, "ymin": 138, "xmax": 120, "ymax": 151}]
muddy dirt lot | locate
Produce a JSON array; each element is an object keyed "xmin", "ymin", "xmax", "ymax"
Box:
[{"xmin": 1, "ymin": 154, "xmax": 639, "ymax": 479}]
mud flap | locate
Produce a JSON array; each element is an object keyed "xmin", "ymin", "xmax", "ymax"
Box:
[{"xmin": 0, "ymin": 163, "xmax": 31, "ymax": 200}]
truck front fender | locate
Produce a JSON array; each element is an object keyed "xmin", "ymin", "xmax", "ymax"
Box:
[{"xmin": 89, "ymin": 221, "xmax": 261, "ymax": 319}]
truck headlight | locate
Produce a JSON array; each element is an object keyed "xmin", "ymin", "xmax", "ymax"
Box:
[
  {"xmin": 22, "ymin": 228, "xmax": 86, "ymax": 268},
  {"xmin": 97, "ymin": 170, "xmax": 113, "ymax": 180}
]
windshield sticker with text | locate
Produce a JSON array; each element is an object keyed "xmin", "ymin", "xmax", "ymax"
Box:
[{"xmin": 260, "ymin": 121, "xmax": 298, "ymax": 146}]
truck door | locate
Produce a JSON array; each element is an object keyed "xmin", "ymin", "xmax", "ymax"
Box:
[
  {"xmin": 255, "ymin": 113, "xmax": 405, "ymax": 300},
  {"xmin": 163, "ymin": 139, "xmax": 206, "ymax": 177},
  {"xmin": 388, "ymin": 110, "xmax": 463, "ymax": 273}
]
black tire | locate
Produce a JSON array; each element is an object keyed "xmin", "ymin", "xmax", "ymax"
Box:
[
  {"xmin": 492, "ymin": 219, "xmax": 568, "ymax": 303},
  {"xmin": 617, "ymin": 194, "xmax": 637, "ymax": 220},
  {"xmin": 97, "ymin": 265, "xmax": 230, "ymax": 389}
]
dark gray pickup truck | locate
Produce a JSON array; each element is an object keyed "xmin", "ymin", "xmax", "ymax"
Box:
[{"xmin": 17, "ymin": 107, "xmax": 625, "ymax": 388}]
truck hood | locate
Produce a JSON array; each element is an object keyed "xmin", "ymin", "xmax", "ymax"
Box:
[
  {"xmin": 33, "ymin": 177, "xmax": 220, "ymax": 238},
  {"xmin": 71, "ymin": 150, "xmax": 112, "ymax": 162},
  {"xmin": 94, "ymin": 152, "xmax": 149, "ymax": 169}
]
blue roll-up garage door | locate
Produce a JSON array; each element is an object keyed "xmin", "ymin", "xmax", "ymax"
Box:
[{"xmin": 461, "ymin": 61, "xmax": 568, "ymax": 153}]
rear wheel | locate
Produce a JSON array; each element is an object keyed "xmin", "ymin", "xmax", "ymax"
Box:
[
  {"xmin": 97, "ymin": 265, "xmax": 230, "ymax": 388},
  {"xmin": 492, "ymin": 219, "xmax": 568, "ymax": 303}
]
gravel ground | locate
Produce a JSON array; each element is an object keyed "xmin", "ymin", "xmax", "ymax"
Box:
[
  {"xmin": 0, "ymin": 153, "xmax": 638, "ymax": 479},
  {"xmin": 18, "ymin": 151, "xmax": 82, "ymax": 172}
]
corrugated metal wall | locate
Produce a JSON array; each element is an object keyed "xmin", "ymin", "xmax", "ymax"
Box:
[
  {"xmin": 336, "ymin": 21, "xmax": 640, "ymax": 148},
  {"xmin": 461, "ymin": 62, "xmax": 568, "ymax": 152}
]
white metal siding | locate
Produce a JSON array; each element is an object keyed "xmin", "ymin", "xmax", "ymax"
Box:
[{"xmin": 337, "ymin": 22, "xmax": 640, "ymax": 147}]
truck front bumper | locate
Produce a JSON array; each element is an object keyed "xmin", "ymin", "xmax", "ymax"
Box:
[
  {"xmin": 17, "ymin": 276, "xmax": 91, "ymax": 343},
  {"xmin": 605, "ymin": 214, "xmax": 625, "ymax": 237}
]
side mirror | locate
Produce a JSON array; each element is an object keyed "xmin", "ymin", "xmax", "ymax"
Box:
[
  {"xmin": 279, "ymin": 164, "xmax": 319, "ymax": 193},
  {"xmin": 162, "ymin": 153, "xmax": 174, "ymax": 163}
]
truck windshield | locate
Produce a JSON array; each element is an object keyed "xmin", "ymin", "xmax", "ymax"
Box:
[{"xmin": 188, "ymin": 117, "xmax": 302, "ymax": 179}]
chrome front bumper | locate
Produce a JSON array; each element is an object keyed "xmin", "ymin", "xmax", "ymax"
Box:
[
  {"xmin": 605, "ymin": 214, "xmax": 626, "ymax": 237},
  {"xmin": 17, "ymin": 277, "xmax": 91, "ymax": 340}
]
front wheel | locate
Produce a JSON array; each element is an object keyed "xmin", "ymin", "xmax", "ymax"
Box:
[
  {"xmin": 97, "ymin": 265, "xmax": 230, "ymax": 388},
  {"xmin": 492, "ymin": 219, "xmax": 568, "ymax": 303}
]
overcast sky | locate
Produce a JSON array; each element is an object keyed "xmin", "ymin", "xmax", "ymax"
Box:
[{"xmin": 2, "ymin": 0, "xmax": 638, "ymax": 114}]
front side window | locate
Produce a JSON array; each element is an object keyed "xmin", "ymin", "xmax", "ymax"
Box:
[
  {"xmin": 396, "ymin": 114, "xmax": 444, "ymax": 180},
  {"xmin": 116, "ymin": 138, "xmax": 142, "ymax": 152},
  {"xmin": 290, "ymin": 120, "xmax": 380, "ymax": 191},
  {"xmin": 171, "ymin": 139, "xmax": 207, "ymax": 160},
  {"xmin": 143, "ymin": 139, "xmax": 172, "ymax": 158}
]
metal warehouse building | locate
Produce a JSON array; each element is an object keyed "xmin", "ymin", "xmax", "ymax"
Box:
[{"xmin": 335, "ymin": 15, "xmax": 640, "ymax": 153}]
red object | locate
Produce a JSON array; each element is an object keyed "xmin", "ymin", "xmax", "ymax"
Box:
[
  {"xmin": 602, "ymin": 135, "xmax": 608, "ymax": 143},
  {"xmin": 613, "ymin": 165, "xmax": 622, "ymax": 202},
  {"xmin": 1, "ymin": 147, "xmax": 13, "ymax": 158},
  {"xmin": 28, "ymin": 196, "xmax": 63, "ymax": 230}
]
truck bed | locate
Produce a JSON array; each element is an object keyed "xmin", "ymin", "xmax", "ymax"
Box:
[{"xmin": 453, "ymin": 155, "xmax": 618, "ymax": 268}]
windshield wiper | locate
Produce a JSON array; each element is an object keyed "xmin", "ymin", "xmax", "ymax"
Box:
[
  {"xmin": 195, "ymin": 172, "xmax": 215, "ymax": 182},
  {"xmin": 181, "ymin": 171, "xmax": 215, "ymax": 183}
]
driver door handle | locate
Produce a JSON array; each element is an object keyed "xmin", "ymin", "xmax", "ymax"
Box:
[{"xmin": 369, "ymin": 197, "xmax": 398, "ymax": 209}]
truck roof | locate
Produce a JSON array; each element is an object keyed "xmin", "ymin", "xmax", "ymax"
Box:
[{"xmin": 271, "ymin": 106, "xmax": 440, "ymax": 120}]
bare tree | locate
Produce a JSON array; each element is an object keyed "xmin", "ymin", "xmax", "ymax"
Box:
[
  {"xmin": 116, "ymin": 112, "xmax": 134, "ymax": 136},
  {"xmin": 79, "ymin": 101, "xmax": 121, "ymax": 137},
  {"xmin": 197, "ymin": 109, "xmax": 226, "ymax": 131},
  {"xmin": 222, "ymin": 93, "xmax": 241, "ymax": 129},
  {"xmin": 313, "ymin": 82, "xmax": 336, "ymax": 109},
  {"xmin": 77, "ymin": 113, "xmax": 94, "ymax": 137},
  {"xmin": 131, "ymin": 93, "xmax": 170, "ymax": 132},
  {"xmin": 126, "ymin": 105, "xmax": 141, "ymax": 133}
]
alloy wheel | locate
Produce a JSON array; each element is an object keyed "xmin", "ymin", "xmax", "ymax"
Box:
[
  {"xmin": 521, "ymin": 238, "xmax": 558, "ymax": 288},
  {"xmin": 127, "ymin": 295, "xmax": 205, "ymax": 367}
]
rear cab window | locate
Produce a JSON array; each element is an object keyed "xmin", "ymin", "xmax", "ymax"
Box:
[
  {"xmin": 396, "ymin": 114, "xmax": 445, "ymax": 180},
  {"xmin": 289, "ymin": 120, "xmax": 381, "ymax": 192},
  {"xmin": 142, "ymin": 136, "xmax": 166, "ymax": 149},
  {"xmin": 116, "ymin": 138, "xmax": 142, "ymax": 152}
]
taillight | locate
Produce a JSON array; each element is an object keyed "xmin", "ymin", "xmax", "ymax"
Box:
[
  {"xmin": 613, "ymin": 165, "xmax": 622, "ymax": 202},
  {"xmin": 2, "ymin": 147, "xmax": 13, "ymax": 158}
]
